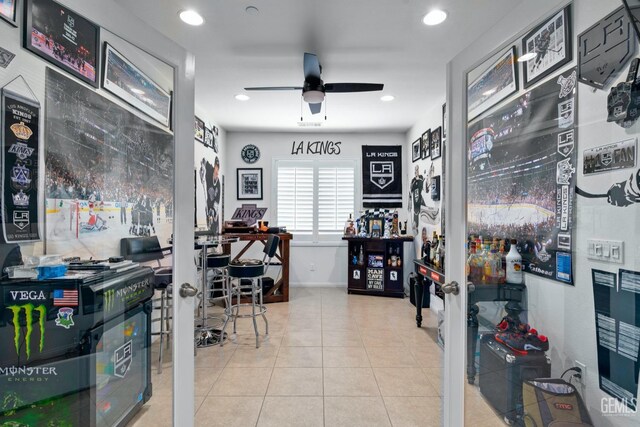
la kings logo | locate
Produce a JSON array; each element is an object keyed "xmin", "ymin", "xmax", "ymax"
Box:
[
  {"xmin": 557, "ymin": 71, "xmax": 577, "ymax": 99},
  {"xmin": 370, "ymin": 161, "xmax": 395, "ymax": 190},
  {"xmin": 8, "ymin": 142, "xmax": 35, "ymax": 160}
]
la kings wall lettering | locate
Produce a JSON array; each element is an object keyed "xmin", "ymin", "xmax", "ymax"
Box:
[{"xmin": 291, "ymin": 141, "xmax": 342, "ymax": 155}]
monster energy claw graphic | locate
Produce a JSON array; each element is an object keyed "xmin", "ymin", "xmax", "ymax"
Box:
[
  {"xmin": 104, "ymin": 289, "xmax": 115, "ymax": 312},
  {"xmin": 7, "ymin": 304, "xmax": 46, "ymax": 360}
]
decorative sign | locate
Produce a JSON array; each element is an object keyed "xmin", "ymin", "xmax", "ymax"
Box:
[
  {"xmin": 24, "ymin": 0, "xmax": 100, "ymax": 87},
  {"xmin": 2, "ymin": 85, "xmax": 41, "ymax": 242},
  {"xmin": 578, "ymin": 6, "xmax": 636, "ymax": 90},
  {"xmin": 366, "ymin": 268, "xmax": 384, "ymax": 291},
  {"xmin": 583, "ymin": 138, "xmax": 636, "ymax": 175},
  {"xmin": 241, "ymin": 144, "xmax": 260, "ymax": 163},
  {"xmin": 0, "ymin": 46, "xmax": 16, "ymax": 68},
  {"xmin": 431, "ymin": 127, "xmax": 442, "ymax": 160},
  {"xmin": 290, "ymin": 140, "xmax": 342, "ymax": 155},
  {"xmin": 468, "ymin": 68, "xmax": 577, "ymax": 285},
  {"xmin": 231, "ymin": 203, "xmax": 267, "ymax": 225},
  {"xmin": 362, "ymin": 145, "xmax": 402, "ymax": 208},
  {"xmin": 237, "ymin": 168, "xmax": 263, "ymax": 200},
  {"xmin": 194, "ymin": 116, "xmax": 204, "ymax": 142},
  {"xmin": 592, "ymin": 269, "xmax": 640, "ymax": 410}
]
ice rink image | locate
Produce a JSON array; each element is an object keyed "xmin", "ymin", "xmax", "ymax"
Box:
[{"xmin": 468, "ymin": 203, "xmax": 553, "ymax": 227}]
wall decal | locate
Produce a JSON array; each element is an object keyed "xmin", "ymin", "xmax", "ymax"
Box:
[
  {"xmin": 290, "ymin": 140, "xmax": 341, "ymax": 155},
  {"xmin": 577, "ymin": 168, "xmax": 640, "ymax": 207},
  {"xmin": 199, "ymin": 156, "xmax": 221, "ymax": 233}
]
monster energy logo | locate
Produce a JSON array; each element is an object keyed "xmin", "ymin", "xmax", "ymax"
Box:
[
  {"xmin": 104, "ymin": 289, "xmax": 116, "ymax": 312},
  {"xmin": 7, "ymin": 304, "xmax": 46, "ymax": 360}
]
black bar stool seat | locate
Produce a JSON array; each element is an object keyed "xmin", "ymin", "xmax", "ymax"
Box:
[
  {"xmin": 205, "ymin": 254, "xmax": 231, "ymax": 269},
  {"xmin": 228, "ymin": 259, "xmax": 264, "ymax": 278}
]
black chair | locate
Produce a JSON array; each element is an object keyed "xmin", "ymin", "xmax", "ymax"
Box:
[
  {"xmin": 120, "ymin": 236, "xmax": 172, "ymax": 373},
  {"xmin": 222, "ymin": 234, "xmax": 280, "ymax": 348}
]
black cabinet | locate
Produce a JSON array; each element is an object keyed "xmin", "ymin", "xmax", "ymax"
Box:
[{"xmin": 343, "ymin": 237, "xmax": 413, "ymax": 298}]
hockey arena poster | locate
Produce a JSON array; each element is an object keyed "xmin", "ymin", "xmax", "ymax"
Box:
[
  {"xmin": 44, "ymin": 68, "xmax": 173, "ymax": 257},
  {"xmin": 467, "ymin": 68, "xmax": 577, "ymax": 285},
  {"xmin": 2, "ymin": 87, "xmax": 41, "ymax": 242}
]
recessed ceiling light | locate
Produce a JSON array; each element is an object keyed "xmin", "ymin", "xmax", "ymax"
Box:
[
  {"xmin": 245, "ymin": 6, "xmax": 259, "ymax": 15},
  {"xmin": 380, "ymin": 95, "xmax": 395, "ymax": 102},
  {"xmin": 235, "ymin": 94, "xmax": 250, "ymax": 101},
  {"xmin": 518, "ymin": 52, "xmax": 538, "ymax": 62},
  {"xmin": 179, "ymin": 10, "xmax": 204, "ymax": 26},
  {"xmin": 423, "ymin": 9, "xmax": 447, "ymax": 26}
]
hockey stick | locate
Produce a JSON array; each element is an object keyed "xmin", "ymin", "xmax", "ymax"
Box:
[{"xmin": 575, "ymin": 186, "xmax": 607, "ymax": 199}]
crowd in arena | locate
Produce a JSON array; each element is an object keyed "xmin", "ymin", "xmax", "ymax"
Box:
[{"xmin": 468, "ymin": 176, "xmax": 556, "ymax": 212}]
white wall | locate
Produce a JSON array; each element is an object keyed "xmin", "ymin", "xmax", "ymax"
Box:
[
  {"xmin": 448, "ymin": 0, "xmax": 640, "ymax": 425},
  {"xmin": 225, "ymin": 131, "xmax": 408, "ymax": 286},
  {"xmin": 406, "ymin": 102, "xmax": 446, "ymax": 258}
]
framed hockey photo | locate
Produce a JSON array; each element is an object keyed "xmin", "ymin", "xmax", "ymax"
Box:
[
  {"xmin": 431, "ymin": 127, "xmax": 442, "ymax": 160},
  {"xmin": 421, "ymin": 129, "xmax": 431, "ymax": 159},
  {"xmin": 103, "ymin": 43, "xmax": 172, "ymax": 128},
  {"xmin": 467, "ymin": 46, "xmax": 518, "ymax": 121},
  {"xmin": 521, "ymin": 5, "xmax": 572, "ymax": 88},
  {"xmin": 24, "ymin": 0, "xmax": 100, "ymax": 87},
  {"xmin": 194, "ymin": 116, "xmax": 204, "ymax": 142},
  {"xmin": 442, "ymin": 103, "xmax": 447, "ymax": 141},
  {"xmin": 204, "ymin": 126, "xmax": 213, "ymax": 148},
  {"xmin": 0, "ymin": 0, "xmax": 18, "ymax": 26},
  {"xmin": 411, "ymin": 138, "xmax": 421, "ymax": 162},
  {"xmin": 237, "ymin": 168, "xmax": 263, "ymax": 200}
]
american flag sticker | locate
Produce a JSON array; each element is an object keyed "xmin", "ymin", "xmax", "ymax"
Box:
[{"xmin": 53, "ymin": 289, "xmax": 79, "ymax": 306}]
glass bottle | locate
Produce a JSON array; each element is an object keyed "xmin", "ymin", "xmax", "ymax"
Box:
[
  {"xmin": 506, "ymin": 239, "xmax": 524, "ymax": 284},
  {"xmin": 358, "ymin": 245, "xmax": 364, "ymax": 266},
  {"xmin": 430, "ymin": 231, "xmax": 439, "ymax": 264},
  {"xmin": 439, "ymin": 235, "xmax": 445, "ymax": 272}
]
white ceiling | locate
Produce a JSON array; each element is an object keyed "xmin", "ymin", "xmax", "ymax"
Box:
[{"xmin": 115, "ymin": 0, "xmax": 522, "ymax": 133}]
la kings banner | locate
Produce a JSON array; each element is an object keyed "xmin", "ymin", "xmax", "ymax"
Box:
[
  {"xmin": 362, "ymin": 145, "xmax": 402, "ymax": 208},
  {"xmin": 2, "ymin": 85, "xmax": 41, "ymax": 242}
]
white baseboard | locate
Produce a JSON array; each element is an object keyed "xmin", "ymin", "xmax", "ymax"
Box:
[{"xmin": 290, "ymin": 282, "xmax": 345, "ymax": 288}]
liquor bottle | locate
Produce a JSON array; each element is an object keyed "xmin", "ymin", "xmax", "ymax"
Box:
[
  {"xmin": 396, "ymin": 246, "xmax": 402, "ymax": 267},
  {"xmin": 358, "ymin": 245, "xmax": 364, "ymax": 266},
  {"xmin": 506, "ymin": 239, "xmax": 524, "ymax": 284},
  {"xmin": 388, "ymin": 246, "xmax": 393, "ymax": 266},
  {"xmin": 430, "ymin": 231, "xmax": 438, "ymax": 264},
  {"xmin": 352, "ymin": 245, "xmax": 358, "ymax": 265},
  {"xmin": 467, "ymin": 242, "xmax": 482, "ymax": 283},
  {"xmin": 434, "ymin": 236, "xmax": 442, "ymax": 269}
]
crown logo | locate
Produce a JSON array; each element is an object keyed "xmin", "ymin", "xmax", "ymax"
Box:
[
  {"xmin": 10, "ymin": 122, "xmax": 33, "ymax": 141},
  {"xmin": 12, "ymin": 190, "xmax": 29, "ymax": 207}
]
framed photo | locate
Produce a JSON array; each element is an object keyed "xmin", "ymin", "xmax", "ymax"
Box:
[
  {"xmin": 0, "ymin": 0, "xmax": 18, "ymax": 26},
  {"xmin": 103, "ymin": 43, "xmax": 172, "ymax": 128},
  {"xmin": 411, "ymin": 138, "xmax": 421, "ymax": 162},
  {"xmin": 467, "ymin": 46, "xmax": 518, "ymax": 121},
  {"xmin": 194, "ymin": 116, "xmax": 204, "ymax": 142},
  {"xmin": 421, "ymin": 129, "xmax": 431, "ymax": 159},
  {"xmin": 213, "ymin": 135, "xmax": 219, "ymax": 154},
  {"xmin": 24, "ymin": 0, "xmax": 100, "ymax": 87},
  {"xmin": 431, "ymin": 127, "xmax": 442, "ymax": 160},
  {"xmin": 237, "ymin": 168, "xmax": 263, "ymax": 200},
  {"xmin": 204, "ymin": 126, "xmax": 213, "ymax": 148},
  {"xmin": 521, "ymin": 5, "xmax": 572, "ymax": 88},
  {"xmin": 442, "ymin": 103, "xmax": 447, "ymax": 141}
]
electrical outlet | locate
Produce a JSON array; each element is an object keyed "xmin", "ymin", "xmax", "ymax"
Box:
[
  {"xmin": 575, "ymin": 360, "xmax": 586, "ymax": 385},
  {"xmin": 309, "ymin": 263, "xmax": 316, "ymax": 271}
]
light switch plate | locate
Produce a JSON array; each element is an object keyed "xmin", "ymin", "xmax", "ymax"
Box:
[{"xmin": 587, "ymin": 239, "xmax": 624, "ymax": 264}]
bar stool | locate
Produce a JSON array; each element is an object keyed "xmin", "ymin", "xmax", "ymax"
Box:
[
  {"xmin": 222, "ymin": 234, "xmax": 280, "ymax": 348},
  {"xmin": 195, "ymin": 252, "xmax": 231, "ymax": 349}
]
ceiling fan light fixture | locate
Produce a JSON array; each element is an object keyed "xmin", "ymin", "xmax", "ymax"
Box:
[
  {"xmin": 179, "ymin": 10, "xmax": 204, "ymax": 26},
  {"xmin": 423, "ymin": 9, "xmax": 447, "ymax": 26},
  {"xmin": 518, "ymin": 52, "xmax": 538, "ymax": 62},
  {"xmin": 303, "ymin": 90, "xmax": 325, "ymax": 104},
  {"xmin": 380, "ymin": 95, "xmax": 395, "ymax": 102},
  {"xmin": 235, "ymin": 94, "xmax": 250, "ymax": 101}
]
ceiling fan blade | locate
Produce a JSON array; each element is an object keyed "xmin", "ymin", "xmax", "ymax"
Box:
[
  {"xmin": 309, "ymin": 102, "xmax": 322, "ymax": 114},
  {"xmin": 244, "ymin": 86, "xmax": 303, "ymax": 91},
  {"xmin": 304, "ymin": 53, "xmax": 322, "ymax": 80},
  {"xmin": 324, "ymin": 83, "xmax": 384, "ymax": 93}
]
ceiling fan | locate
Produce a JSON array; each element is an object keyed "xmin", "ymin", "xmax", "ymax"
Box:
[{"xmin": 244, "ymin": 53, "xmax": 384, "ymax": 115}]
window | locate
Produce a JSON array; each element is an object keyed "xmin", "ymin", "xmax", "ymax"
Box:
[{"xmin": 275, "ymin": 159, "xmax": 357, "ymax": 241}]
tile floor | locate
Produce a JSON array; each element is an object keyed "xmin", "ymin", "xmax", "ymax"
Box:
[{"xmin": 129, "ymin": 287, "xmax": 502, "ymax": 427}]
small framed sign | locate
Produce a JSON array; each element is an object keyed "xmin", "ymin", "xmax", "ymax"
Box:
[
  {"xmin": 411, "ymin": 138, "xmax": 421, "ymax": 162},
  {"xmin": 237, "ymin": 168, "xmax": 263, "ymax": 200},
  {"xmin": 194, "ymin": 116, "xmax": 204, "ymax": 142},
  {"xmin": 431, "ymin": 127, "xmax": 442, "ymax": 160},
  {"xmin": 421, "ymin": 129, "xmax": 431, "ymax": 160}
]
